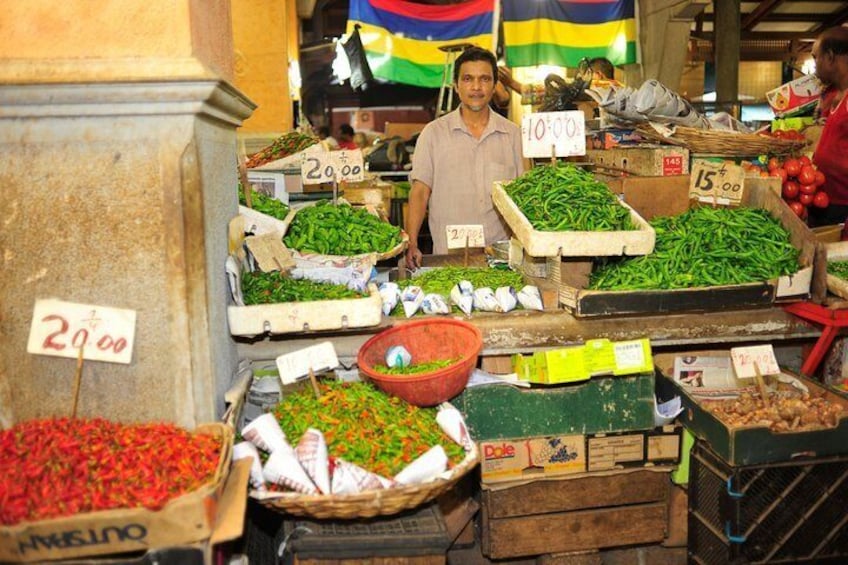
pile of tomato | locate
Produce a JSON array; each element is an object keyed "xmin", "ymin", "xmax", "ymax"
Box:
[{"xmin": 767, "ymin": 156, "xmax": 828, "ymax": 220}]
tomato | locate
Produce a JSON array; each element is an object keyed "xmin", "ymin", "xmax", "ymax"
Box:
[
  {"xmin": 760, "ymin": 170, "xmax": 770, "ymax": 178},
  {"xmin": 799, "ymin": 155, "xmax": 812, "ymax": 167},
  {"xmin": 815, "ymin": 170, "xmax": 826, "ymax": 186},
  {"xmin": 800, "ymin": 192, "xmax": 815, "ymax": 206},
  {"xmin": 773, "ymin": 130, "xmax": 786, "ymax": 138},
  {"xmin": 784, "ymin": 158, "xmax": 802, "ymax": 177},
  {"xmin": 767, "ymin": 157, "xmax": 781, "ymax": 172},
  {"xmin": 798, "ymin": 165, "xmax": 817, "ymax": 185},
  {"xmin": 813, "ymin": 191, "xmax": 830, "ymax": 208},
  {"xmin": 769, "ymin": 168, "xmax": 788, "ymax": 182},
  {"xmin": 788, "ymin": 201, "xmax": 805, "ymax": 217},
  {"xmin": 783, "ymin": 180, "xmax": 800, "ymax": 199},
  {"xmin": 800, "ymin": 182, "xmax": 818, "ymax": 195}
]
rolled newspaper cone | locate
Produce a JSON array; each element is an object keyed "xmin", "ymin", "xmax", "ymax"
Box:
[
  {"xmin": 450, "ymin": 281, "xmax": 474, "ymax": 316},
  {"xmin": 378, "ymin": 282, "xmax": 401, "ymax": 316},
  {"xmin": 233, "ymin": 441, "xmax": 267, "ymax": 491},
  {"xmin": 472, "ymin": 287, "xmax": 499, "ymax": 312},
  {"xmin": 401, "ymin": 286, "xmax": 424, "ymax": 318},
  {"xmin": 241, "ymin": 413, "xmax": 289, "ymax": 454},
  {"xmin": 494, "ymin": 286, "xmax": 518, "ymax": 313},
  {"xmin": 394, "ymin": 445, "xmax": 448, "ymax": 485},
  {"xmin": 331, "ymin": 458, "xmax": 386, "ymax": 494},
  {"xmin": 263, "ymin": 449, "xmax": 318, "ymax": 494},
  {"xmin": 517, "ymin": 285, "xmax": 544, "ymax": 311},
  {"xmin": 422, "ymin": 293, "xmax": 450, "ymax": 315},
  {"xmin": 294, "ymin": 428, "xmax": 331, "ymax": 494},
  {"xmin": 436, "ymin": 403, "xmax": 474, "ymax": 451}
]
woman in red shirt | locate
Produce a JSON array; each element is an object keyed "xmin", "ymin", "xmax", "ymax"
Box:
[
  {"xmin": 810, "ymin": 26, "xmax": 848, "ymax": 227},
  {"xmin": 337, "ymin": 124, "xmax": 358, "ymax": 150}
]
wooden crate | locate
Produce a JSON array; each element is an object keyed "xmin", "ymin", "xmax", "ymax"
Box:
[{"xmin": 480, "ymin": 469, "xmax": 670, "ymax": 559}]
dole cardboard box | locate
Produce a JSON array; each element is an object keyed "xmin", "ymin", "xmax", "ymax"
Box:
[
  {"xmin": 0, "ymin": 423, "xmax": 234, "ymax": 563},
  {"xmin": 480, "ymin": 435, "xmax": 586, "ymax": 484},
  {"xmin": 766, "ymin": 75, "xmax": 821, "ymax": 118}
]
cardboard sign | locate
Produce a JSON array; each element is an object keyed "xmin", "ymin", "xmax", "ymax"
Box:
[
  {"xmin": 245, "ymin": 232, "xmax": 295, "ymax": 272},
  {"xmin": 689, "ymin": 160, "xmax": 745, "ymax": 205},
  {"xmin": 27, "ymin": 299, "xmax": 136, "ymax": 364},
  {"xmin": 276, "ymin": 341, "xmax": 339, "ymax": 384},
  {"xmin": 731, "ymin": 345, "xmax": 780, "ymax": 378},
  {"xmin": 301, "ymin": 150, "xmax": 364, "ymax": 184},
  {"xmin": 521, "ymin": 111, "xmax": 586, "ymax": 158},
  {"xmin": 446, "ymin": 224, "xmax": 484, "ymax": 249}
]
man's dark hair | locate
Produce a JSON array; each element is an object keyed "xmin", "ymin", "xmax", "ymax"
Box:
[
  {"xmin": 317, "ymin": 125, "xmax": 330, "ymax": 137},
  {"xmin": 588, "ymin": 57, "xmax": 615, "ymax": 79},
  {"xmin": 453, "ymin": 46, "xmax": 498, "ymax": 84},
  {"xmin": 819, "ymin": 26, "xmax": 848, "ymax": 56},
  {"xmin": 339, "ymin": 124, "xmax": 355, "ymax": 137}
]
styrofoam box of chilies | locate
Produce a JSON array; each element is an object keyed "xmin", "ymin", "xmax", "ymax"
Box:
[{"xmin": 491, "ymin": 181, "xmax": 656, "ymax": 257}]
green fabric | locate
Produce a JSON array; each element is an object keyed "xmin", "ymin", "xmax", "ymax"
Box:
[{"xmin": 672, "ymin": 427, "xmax": 696, "ymax": 485}]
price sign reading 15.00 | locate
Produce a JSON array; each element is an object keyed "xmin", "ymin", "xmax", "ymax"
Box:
[
  {"xmin": 27, "ymin": 299, "xmax": 137, "ymax": 364},
  {"xmin": 301, "ymin": 150, "xmax": 364, "ymax": 185},
  {"xmin": 521, "ymin": 111, "xmax": 586, "ymax": 158},
  {"xmin": 689, "ymin": 160, "xmax": 745, "ymax": 205}
]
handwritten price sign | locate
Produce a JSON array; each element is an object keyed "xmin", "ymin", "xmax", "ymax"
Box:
[
  {"xmin": 276, "ymin": 341, "xmax": 339, "ymax": 384},
  {"xmin": 446, "ymin": 225, "xmax": 484, "ymax": 249},
  {"xmin": 730, "ymin": 345, "xmax": 781, "ymax": 379},
  {"xmin": 301, "ymin": 150, "xmax": 364, "ymax": 184},
  {"xmin": 27, "ymin": 299, "xmax": 136, "ymax": 364},
  {"xmin": 689, "ymin": 160, "xmax": 745, "ymax": 205},
  {"xmin": 521, "ymin": 111, "xmax": 586, "ymax": 158}
]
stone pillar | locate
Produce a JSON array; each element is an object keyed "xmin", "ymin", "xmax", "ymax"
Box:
[
  {"xmin": 0, "ymin": 1, "xmax": 255, "ymax": 428},
  {"xmin": 714, "ymin": 0, "xmax": 741, "ymax": 114}
]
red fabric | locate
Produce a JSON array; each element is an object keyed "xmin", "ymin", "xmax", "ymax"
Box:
[
  {"xmin": 338, "ymin": 140, "xmax": 358, "ymax": 150},
  {"xmin": 814, "ymin": 96, "xmax": 848, "ymax": 205}
]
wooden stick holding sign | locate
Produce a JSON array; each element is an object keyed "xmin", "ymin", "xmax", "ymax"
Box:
[
  {"xmin": 72, "ymin": 346, "xmax": 85, "ymax": 418},
  {"xmin": 446, "ymin": 225, "xmax": 485, "ymax": 267},
  {"xmin": 731, "ymin": 345, "xmax": 780, "ymax": 408}
]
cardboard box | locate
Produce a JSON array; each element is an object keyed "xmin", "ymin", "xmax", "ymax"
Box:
[
  {"xmin": 655, "ymin": 350, "xmax": 848, "ymax": 466},
  {"xmin": 586, "ymin": 426, "xmax": 682, "ymax": 472},
  {"xmin": 584, "ymin": 146, "xmax": 689, "ymax": 177},
  {"xmin": 587, "ymin": 128, "xmax": 646, "ymax": 150},
  {"xmin": 452, "ymin": 371, "xmax": 655, "ymax": 442},
  {"xmin": 548, "ymin": 175, "xmax": 819, "ymax": 317},
  {"xmin": 0, "ymin": 424, "xmax": 234, "ymax": 563},
  {"xmin": 766, "ymin": 75, "xmax": 822, "ymax": 118},
  {"xmin": 492, "ymin": 182, "xmax": 656, "ymax": 258}
]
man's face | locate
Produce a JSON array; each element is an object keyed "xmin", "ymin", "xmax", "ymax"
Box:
[
  {"xmin": 812, "ymin": 40, "xmax": 833, "ymax": 84},
  {"xmin": 455, "ymin": 60, "xmax": 495, "ymax": 112}
]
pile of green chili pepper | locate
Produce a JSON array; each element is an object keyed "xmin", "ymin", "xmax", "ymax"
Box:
[
  {"xmin": 373, "ymin": 358, "xmax": 459, "ymax": 376},
  {"xmin": 828, "ymin": 260, "xmax": 848, "ymax": 280},
  {"xmin": 588, "ymin": 206, "xmax": 800, "ymax": 291},
  {"xmin": 503, "ymin": 164, "xmax": 636, "ymax": 232},
  {"xmin": 242, "ymin": 271, "xmax": 365, "ymax": 305},
  {"xmin": 245, "ymin": 131, "xmax": 318, "ymax": 169},
  {"xmin": 398, "ymin": 266, "xmax": 523, "ymax": 297},
  {"xmin": 283, "ymin": 201, "xmax": 402, "ymax": 256},
  {"xmin": 273, "ymin": 381, "xmax": 465, "ymax": 477},
  {"xmin": 238, "ymin": 182, "xmax": 290, "ymax": 220}
]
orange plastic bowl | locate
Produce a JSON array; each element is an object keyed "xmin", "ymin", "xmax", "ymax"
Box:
[{"xmin": 357, "ymin": 319, "xmax": 483, "ymax": 407}]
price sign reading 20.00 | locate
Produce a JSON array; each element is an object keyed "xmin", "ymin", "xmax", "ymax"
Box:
[
  {"xmin": 521, "ymin": 111, "xmax": 586, "ymax": 158},
  {"xmin": 27, "ymin": 299, "xmax": 137, "ymax": 364},
  {"xmin": 301, "ymin": 150, "xmax": 364, "ymax": 184}
]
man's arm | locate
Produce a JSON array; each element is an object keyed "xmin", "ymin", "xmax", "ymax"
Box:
[{"xmin": 405, "ymin": 179, "xmax": 432, "ymax": 269}]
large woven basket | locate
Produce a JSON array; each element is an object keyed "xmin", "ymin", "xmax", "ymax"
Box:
[
  {"xmin": 636, "ymin": 125, "xmax": 808, "ymax": 157},
  {"xmin": 252, "ymin": 443, "xmax": 479, "ymax": 519}
]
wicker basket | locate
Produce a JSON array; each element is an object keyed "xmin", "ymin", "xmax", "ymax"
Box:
[
  {"xmin": 252, "ymin": 443, "xmax": 479, "ymax": 519},
  {"xmin": 636, "ymin": 125, "xmax": 808, "ymax": 157}
]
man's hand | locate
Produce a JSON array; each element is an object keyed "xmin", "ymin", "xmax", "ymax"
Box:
[{"xmin": 406, "ymin": 243, "xmax": 423, "ymax": 270}]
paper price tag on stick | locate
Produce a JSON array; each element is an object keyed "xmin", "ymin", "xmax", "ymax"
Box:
[
  {"xmin": 446, "ymin": 225, "xmax": 484, "ymax": 249},
  {"xmin": 276, "ymin": 342, "xmax": 339, "ymax": 385},
  {"xmin": 301, "ymin": 150, "xmax": 365, "ymax": 184},
  {"xmin": 689, "ymin": 160, "xmax": 745, "ymax": 205},
  {"xmin": 730, "ymin": 345, "xmax": 780, "ymax": 379}
]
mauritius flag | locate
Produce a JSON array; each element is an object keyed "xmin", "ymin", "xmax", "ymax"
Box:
[
  {"xmin": 347, "ymin": 0, "xmax": 496, "ymax": 88},
  {"xmin": 502, "ymin": 0, "xmax": 638, "ymax": 68}
]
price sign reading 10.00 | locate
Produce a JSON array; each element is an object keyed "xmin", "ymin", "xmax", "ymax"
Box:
[
  {"xmin": 301, "ymin": 149, "xmax": 365, "ymax": 185},
  {"xmin": 521, "ymin": 111, "xmax": 586, "ymax": 158}
]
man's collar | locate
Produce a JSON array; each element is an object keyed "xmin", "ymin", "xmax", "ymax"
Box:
[{"xmin": 447, "ymin": 107, "xmax": 507, "ymax": 134}]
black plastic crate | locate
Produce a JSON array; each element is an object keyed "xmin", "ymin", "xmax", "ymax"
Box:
[{"xmin": 688, "ymin": 440, "xmax": 848, "ymax": 564}]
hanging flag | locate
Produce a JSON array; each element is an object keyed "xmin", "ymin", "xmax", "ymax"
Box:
[
  {"xmin": 347, "ymin": 0, "xmax": 496, "ymax": 88},
  {"xmin": 501, "ymin": 0, "xmax": 638, "ymax": 68}
]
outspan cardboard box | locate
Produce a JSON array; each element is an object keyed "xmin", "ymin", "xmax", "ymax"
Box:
[
  {"xmin": 766, "ymin": 75, "xmax": 821, "ymax": 118},
  {"xmin": 547, "ymin": 175, "xmax": 821, "ymax": 317},
  {"xmin": 0, "ymin": 423, "xmax": 235, "ymax": 563}
]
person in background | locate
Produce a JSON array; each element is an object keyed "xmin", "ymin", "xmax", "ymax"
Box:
[
  {"xmin": 588, "ymin": 57, "xmax": 614, "ymax": 81},
  {"xmin": 317, "ymin": 125, "xmax": 339, "ymax": 149},
  {"xmin": 337, "ymin": 124, "xmax": 358, "ymax": 150},
  {"xmin": 406, "ymin": 46, "xmax": 525, "ymax": 268},
  {"xmin": 808, "ymin": 26, "xmax": 848, "ymax": 227}
]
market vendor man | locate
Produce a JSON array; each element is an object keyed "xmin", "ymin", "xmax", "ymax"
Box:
[
  {"xmin": 810, "ymin": 25, "xmax": 848, "ymax": 227},
  {"xmin": 405, "ymin": 46, "xmax": 525, "ymax": 268}
]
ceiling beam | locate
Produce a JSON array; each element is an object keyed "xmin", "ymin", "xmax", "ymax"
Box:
[
  {"xmin": 811, "ymin": 4, "xmax": 848, "ymax": 33},
  {"xmin": 742, "ymin": 0, "xmax": 786, "ymax": 30},
  {"xmin": 700, "ymin": 13, "xmax": 829, "ymax": 23},
  {"xmin": 691, "ymin": 30, "xmax": 818, "ymax": 41}
]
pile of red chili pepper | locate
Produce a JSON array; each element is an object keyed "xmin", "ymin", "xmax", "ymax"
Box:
[
  {"xmin": 245, "ymin": 132, "xmax": 318, "ymax": 169},
  {"xmin": 273, "ymin": 381, "xmax": 465, "ymax": 478},
  {"xmin": 0, "ymin": 418, "xmax": 220, "ymax": 526}
]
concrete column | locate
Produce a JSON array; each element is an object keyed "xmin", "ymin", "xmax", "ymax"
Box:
[
  {"xmin": 629, "ymin": 0, "xmax": 699, "ymax": 90},
  {"xmin": 714, "ymin": 0, "xmax": 741, "ymax": 114},
  {"xmin": 0, "ymin": 2, "xmax": 255, "ymax": 427}
]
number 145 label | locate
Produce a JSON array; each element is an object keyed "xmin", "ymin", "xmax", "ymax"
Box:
[{"xmin": 27, "ymin": 299, "xmax": 137, "ymax": 364}]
